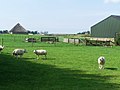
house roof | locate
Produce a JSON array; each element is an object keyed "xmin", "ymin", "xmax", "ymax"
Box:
[{"xmin": 10, "ymin": 23, "xmax": 27, "ymax": 33}]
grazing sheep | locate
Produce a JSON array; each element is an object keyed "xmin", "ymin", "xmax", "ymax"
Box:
[
  {"xmin": 12, "ymin": 49, "xmax": 27, "ymax": 58},
  {"xmin": 25, "ymin": 38, "xmax": 36, "ymax": 42},
  {"xmin": 98, "ymin": 56, "xmax": 105, "ymax": 69},
  {"xmin": 33, "ymin": 50, "xmax": 47, "ymax": 60},
  {"xmin": 0, "ymin": 45, "xmax": 4, "ymax": 53}
]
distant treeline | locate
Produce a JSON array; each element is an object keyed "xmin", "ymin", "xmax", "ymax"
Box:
[
  {"xmin": 27, "ymin": 30, "xmax": 39, "ymax": 34},
  {"xmin": 0, "ymin": 30, "xmax": 9, "ymax": 34},
  {"xmin": 0, "ymin": 30, "xmax": 39, "ymax": 34},
  {"xmin": 77, "ymin": 31, "xmax": 90, "ymax": 34}
]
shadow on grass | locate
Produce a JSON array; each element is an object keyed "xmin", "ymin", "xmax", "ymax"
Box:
[
  {"xmin": 23, "ymin": 57, "xmax": 56, "ymax": 61},
  {"xmin": 105, "ymin": 67, "xmax": 118, "ymax": 70},
  {"xmin": 0, "ymin": 53, "xmax": 120, "ymax": 90}
]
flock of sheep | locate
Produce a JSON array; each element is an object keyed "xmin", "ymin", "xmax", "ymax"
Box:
[
  {"xmin": 0, "ymin": 45, "xmax": 47, "ymax": 60},
  {"xmin": 0, "ymin": 45, "xmax": 105, "ymax": 70}
]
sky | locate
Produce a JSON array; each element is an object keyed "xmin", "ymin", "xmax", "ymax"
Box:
[{"xmin": 0, "ymin": 0, "xmax": 120, "ymax": 34}]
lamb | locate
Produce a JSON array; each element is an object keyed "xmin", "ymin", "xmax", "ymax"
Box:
[
  {"xmin": 12, "ymin": 49, "xmax": 27, "ymax": 58},
  {"xmin": 33, "ymin": 49, "xmax": 47, "ymax": 60},
  {"xmin": 98, "ymin": 56, "xmax": 105, "ymax": 69},
  {"xmin": 0, "ymin": 45, "xmax": 4, "ymax": 53}
]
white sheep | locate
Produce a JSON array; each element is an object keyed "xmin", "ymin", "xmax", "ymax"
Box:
[
  {"xmin": 33, "ymin": 49, "xmax": 47, "ymax": 60},
  {"xmin": 98, "ymin": 56, "xmax": 105, "ymax": 69},
  {"xmin": 0, "ymin": 45, "xmax": 4, "ymax": 53},
  {"xmin": 12, "ymin": 49, "xmax": 27, "ymax": 58}
]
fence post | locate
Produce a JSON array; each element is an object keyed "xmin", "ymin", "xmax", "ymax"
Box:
[
  {"xmin": 32, "ymin": 40, "xmax": 34, "ymax": 47},
  {"xmin": 68, "ymin": 38, "xmax": 69, "ymax": 43},
  {"xmin": 74, "ymin": 39, "xmax": 75, "ymax": 45},
  {"xmin": 14, "ymin": 36, "xmax": 15, "ymax": 42}
]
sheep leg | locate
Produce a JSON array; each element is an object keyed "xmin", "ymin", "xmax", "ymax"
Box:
[
  {"xmin": 16, "ymin": 55, "xmax": 18, "ymax": 59},
  {"xmin": 101, "ymin": 65, "xmax": 104, "ymax": 69},
  {"xmin": 44, "ymin": 55, "xmax": 47, "ymax": 60},
  {"xmin": 20, "ymin": 55, "xmax": 22, "ymax": 58},
  {"xmin": 37, "ymin": 55, "xmax": 39, "ymax": 60},
  {"xmin": 99, "ymin": 65, "xmax": 104, "ymax": 69},
  {"xmin": 99, "ymin": 65, "xmax": 101, "ymax": 69}
]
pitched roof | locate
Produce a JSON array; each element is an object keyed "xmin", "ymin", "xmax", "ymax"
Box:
[
  {"xmin": 10, "ymin": 23, "xmax": 27, "ymax": 33},
  {"xmin": 91, "ymin": 15, "xmax": 120, "ymax": 28}
]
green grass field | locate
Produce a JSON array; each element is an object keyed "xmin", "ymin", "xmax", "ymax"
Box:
[{"xmin": 0, "ymin": 34, "xmax": 120, "ymax": 90}]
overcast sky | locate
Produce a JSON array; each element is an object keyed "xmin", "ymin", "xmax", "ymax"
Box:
[{"xmin": 0, "ymin": 0, "xmax": 120, "ymax": 34}]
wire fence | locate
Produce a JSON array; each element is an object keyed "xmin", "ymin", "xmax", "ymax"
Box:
[
  {"xmin": 0, "ymin": 34, "xmax": 73, "ymax": 48},
  {"xmin": 0, "ymin": 34, "xmax": 43, "ymax": 47}
]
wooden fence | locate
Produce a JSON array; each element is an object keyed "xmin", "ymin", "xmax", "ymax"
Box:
[
  {"xmin": 63, "ymin": 38, "xmax": 115, "ymax": 46},
  {"xmin": 85, "ymin": 37, "xmax": 115, "ymax": 46},
  {"xmin": 63, "ymin": 38, "xmax": 86, "ymax": 45}
]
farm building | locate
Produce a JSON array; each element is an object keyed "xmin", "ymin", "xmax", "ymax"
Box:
[
  {"xmin": 9, "ymin": 23, "xmax": 28, "ymax": 34},
  {"xmin": 41, "ymin": 37, "xmax": 59, "ymax": 43},
  {"xmin": 91, "ymin": 15, "xmax": 120, "ymax": 38}
]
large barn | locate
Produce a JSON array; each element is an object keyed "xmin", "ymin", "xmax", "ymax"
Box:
[
  {"xmin": 91, "ymin": 15, "xmax": 120, "ymax": 38},
  {"xmin": 9, "ymin": 23, "xmax": 28, "ymax": 34}
]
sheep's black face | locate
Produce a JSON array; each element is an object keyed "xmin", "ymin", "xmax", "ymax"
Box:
[
  {"xmin": 33, "ymin": 50, "xmax": 37, "ymax": 54},
  {"xmin": 24, "ymin": 49, "xmax": 27, "ymax": 53},
  {"xmin": 100, "ymin": 58, "xmax": 105, "ymax": 65},
  {"xmin": 100, "ymin": 58, "xmax": 104, "ymax": 61},
  {"xmin": 13, "ymin": 53, "xmax": 17, "ymax": 56},
  {"xmin": 13, "ymin": 53, "xmax": 23, "ymax": 56},
  {"xmin": 12, "ymin": 53, "xmax": 15, "ymax": 56}
]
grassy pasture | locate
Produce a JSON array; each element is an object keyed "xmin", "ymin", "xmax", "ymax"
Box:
[{"xmin": 0, "ymin": 34, "xmax": 120, "ymax": 90}]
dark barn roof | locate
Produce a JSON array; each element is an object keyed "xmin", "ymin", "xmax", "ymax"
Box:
[{"xmin": 9, "ymin": 23, "xmax": 28, "ymax": 34}]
